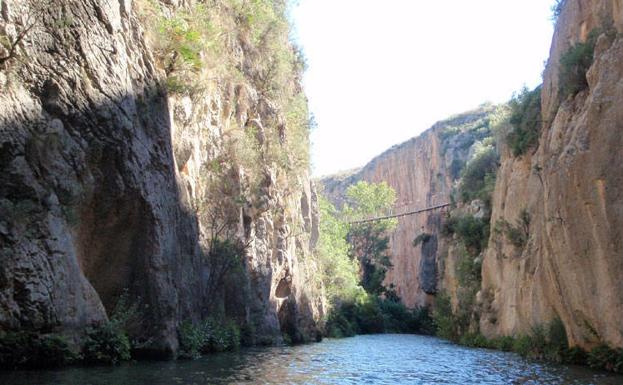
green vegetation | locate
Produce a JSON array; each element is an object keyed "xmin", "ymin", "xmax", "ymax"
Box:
[
  {"xmin": 0, "ymin": 290, "xmax": 145, "ymax": 368},
  {"xmin": 432, "ymin": 302, "xmax": 623, "ymax": 374},
  {"xmin": 316, "ymin": 181, "xmax": 435, "ymax": 339},
  {"xmin": 438, "ymin": 111, "xmax": 494, "ymax": 159},
  {"xmin": 458, "ymin": 144, "xmax": 498, "ymax": 209},
  {"xmin": 325, "ymin": 296, "xmax": 434, "ymax": 338},
  {"xmin": 82, "ymin": 290, "xmax": 143, "ymax": 364},
  {"xmin": 0, "ymin": 332, "xmax": 76, "ymax": 369},
  {"xmin": 178, "ymin": 317, "xmax": 241, "ymax": 359},
  {"xmin": 315, "ymin": 197, "xmax": 362, "ymax": 303},
  {"xmin": 587, "ymin": 344, "xmax": 623, "ymax": 373},
  {"xmin": 82, "ymin": 322, "xmax": 131, "ymax": 364},
  {"xmin": 204, "ymin": 238, "xmax": 245, "ymax": 309},
  {"xmin": 343, "ymin": 181, "xmax": 398, "ymax": 296},
  {"xmin": 506, "ymin": 86, "xmax": 542, "ymax": 157},
  {"xmin": 494, "ymin": 209, "xmax": 530, "ymax": 250},
  {"xmin": 559, "ymin": 30, "xmax": 598, "ymax": 99},
  {"xmin": 139, "ymin": 0, "xmax": 313, "ymax": 193},
  {"xmin": 442, "ymin": 214, "xmax": 490, "ymax": 255}
]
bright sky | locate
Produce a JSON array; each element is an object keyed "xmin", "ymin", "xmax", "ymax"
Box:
[{"xmin": 290, "ymin": 0, "xmax": 556, "ymax": 177}]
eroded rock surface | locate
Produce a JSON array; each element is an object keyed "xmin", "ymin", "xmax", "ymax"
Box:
[
  {"xmin": 480, "ymin": 0, "xmax": 623, "ymax": 348},
  {"xmin": 0, "ymin": 0, "xmax": 323, "ymax": 354}
]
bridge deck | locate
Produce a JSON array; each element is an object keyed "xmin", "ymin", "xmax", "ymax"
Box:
[{"xmin": 347, "ymin": 203, "xmax": 451, "ymax": 224}]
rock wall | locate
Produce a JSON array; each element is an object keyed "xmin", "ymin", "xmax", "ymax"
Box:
[
  {"xmin": 321, "ymin": 107, "xmax": 494, "ymax": 307},
  {"xmin": 480, "ymin": 0, "xmax": 623, "ymax": 348},
  {"xmin": 0, "ymin": 0, "xmax": 323, "ymax": 355}
]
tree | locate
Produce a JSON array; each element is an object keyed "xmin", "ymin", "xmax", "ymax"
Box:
[
  {"xmin": 315, "ymin": 197, "xmax": 362, "ymax": 304},
  {"xmin": 343, "ymin": 181, "xmax": 397, "ymax": 295}
]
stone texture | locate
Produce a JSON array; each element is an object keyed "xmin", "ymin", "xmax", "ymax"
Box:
[
  {"xmin": 0, "ymin": 0, "xmax": 323, "ymax": 354},
  {"xmin": 480, "ymin": 0, "xmax": 623, "ymax": 349}
]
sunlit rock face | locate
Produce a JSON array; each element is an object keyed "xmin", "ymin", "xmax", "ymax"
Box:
[
  {"xmin": 321, "ymin": 108, "xmax": 494, "ymax": 308},
  {"xmin": 480, "ymin": 0, "xmax": 623, "ymax": 348},
  {"xmin": 0, "ymin": 0, "xmax": 323, "ymax": 355}
]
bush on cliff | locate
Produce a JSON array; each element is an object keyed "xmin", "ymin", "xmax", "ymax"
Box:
[
  {"xmin": 442, "ymin": 214, "xmax": 490, "ymax": 256},
  {"xmin": 459, "ymin": 144, "xmax": 498, "ymax": 208},
  {"xmin": 82, "ymin": 290, "xmax": 146, "ymax": 364},
  {"xmin": 178, "ymin": 317, "xmax": 242, "ymax": 359},
  {"xmin": 82, "ymin": 322, "xmax": 131, "ymax": 365},
  {"xmin": 559, "ymin": 30, "xmax": 599, "ymax": 99},
  {"xmin": 0, "ymin": 331, "xmax": 76, "ymax": 369},
  {"xmin": 506, "ymin": 86, "xmax": 542, "ymax": 157},
  {"xmin": 494, "ymin": 209, "xmax": 531, "ymax": 250},
  {"xmin": 588, "ymin": 344, "xmax": 623, "ymax": 373}
]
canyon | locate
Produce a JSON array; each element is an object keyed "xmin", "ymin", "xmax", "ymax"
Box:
[
  {"xmin": 0, "ymin": 0, "xmax": 621, "ymax": 371},
  {"xmin": 323, "ymin": 0, "xmax": 623, "ymax": 350}
]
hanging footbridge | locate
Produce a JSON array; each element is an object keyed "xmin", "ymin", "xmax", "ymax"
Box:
[{"xmin": 347, "ymin": 203, "xmax": 452, "ymax": 225}]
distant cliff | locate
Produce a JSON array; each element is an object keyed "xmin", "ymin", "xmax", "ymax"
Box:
[
  {"xmin": 0, "ymin": 0, "xmax": 323, "ymax": 357},
  {"xmin": 321, "ymin": 106, "xmax": 496, "ymax": 308}
]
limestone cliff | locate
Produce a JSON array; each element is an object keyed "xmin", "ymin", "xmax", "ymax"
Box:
[
  {"xmin": 322, "ymin": 0, "xmax": 623, "ymax": 351},
  {"xmin": 0, "ymin": 0, "xmax": 323, "ymax": 356},
  {"xmin": 479, "ymin": 0, "xmax": 623, "ymax": 348},
  {"xmin": 321, "ymin": 107, "xmax": 495, "ymax": 308}
]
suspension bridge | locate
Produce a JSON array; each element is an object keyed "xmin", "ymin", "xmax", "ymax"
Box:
[{"xmin": 347, "ymin": 203, "xmax": 451, "ymax": 225}]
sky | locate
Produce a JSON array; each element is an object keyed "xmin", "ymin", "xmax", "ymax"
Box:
[{"xmin": 290, "ymin": 0, "xmax": 556, "ymax": 177}]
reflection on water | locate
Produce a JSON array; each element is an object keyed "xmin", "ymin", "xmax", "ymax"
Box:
[{"xmin": 0, "ymin": 334, "xmax": 620, "ymax": 384}]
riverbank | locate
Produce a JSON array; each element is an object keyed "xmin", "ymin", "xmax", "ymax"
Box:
[{"xmin": 0, "ymin": 335, "xmax": 620, "ymax": 385}]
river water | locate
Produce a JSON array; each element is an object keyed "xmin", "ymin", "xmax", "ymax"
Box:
[{"xmin": 0, "ymin": 334, "xmax": 620, "ymax": 385}]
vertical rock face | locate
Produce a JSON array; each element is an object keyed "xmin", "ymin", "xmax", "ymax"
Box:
[
  {"xmin": 0, "ymin": 0, "xmax": 323, "ymax": 354},
  {"xmin": 321, "ymin": 108, "xmax": 494, "ymax": 307},
  {"xmin": 480, "ymin": 0, "xmax": 623, "ymax": 348}
]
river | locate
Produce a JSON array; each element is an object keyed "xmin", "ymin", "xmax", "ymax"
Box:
[{"xmin": 0, "ymin": 334, "xmax": 620, "ymax": 384}]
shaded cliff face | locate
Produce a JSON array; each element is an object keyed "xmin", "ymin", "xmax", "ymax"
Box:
[
  {"xmin": 0, "ymin": 0, "xmax": 322, "ymax": 354},
  {"xmin": 321, "ymin": 108, "xmax": 494, "ymax": 307},
  {"xmin": 480, "ymin": 0, "xmax": 623, "ymax": 348}
]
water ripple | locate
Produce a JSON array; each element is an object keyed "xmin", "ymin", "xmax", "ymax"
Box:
[{"xmin": 0, "ymin": 335, "xmax": 621, "ymax": 384}]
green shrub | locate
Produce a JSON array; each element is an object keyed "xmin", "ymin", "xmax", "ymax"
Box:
[
  {"xmin": 490, "ymin": 336, "xmax": 515, "ymax": 352},
  {"xmin": 449, "ymin": 159, "xmax": 465, "ymax": 180},
  {"xmin": 444, "ymin": 214, "xmax": 490, "ymax": 255},
  {"xmin": 178, "ymin": 317, "xmax": 242, "ymax": 358},
  {"xmin": 82, "ymin": 322, "xmax": 131, "ymax": 364},
  {"xmin": 559, "ymin": 31, "xmax": 597, "ymax": 99},
  {"xmin": 588, "ymin": 344, "xmax": 623, "ymax": 373},
  {"xmin": 456, "ymin": 252, "xmax": 482, "ymax": 287},
  {"xmin": 562, "ymin": 346, "xmax": 588, "ymax": 365},
  {"xmin": 326, "ymin": 310, "xmax": 357, "ymax": 338},
  {"xmin": 240, "ymin": 322, "xmax": 256, "ymax": 347},
  {"xmin": 507, "ymin": 86, "xmax": 542, "ymax": 157},
  {"xmin": 432, "ymin": 293, "xmax": 459, "ymax": 341},
  {"xmin": 512, "ymin": 335, "xmax": 533, "ymax": 357},
  {"xmin": 495, "ymin": 209, "xmax": 530, "ymax": 249},
  {"xmin": 459, "ymin": 333, "xmax": 490, "ymax": 348},
  {"xmin": 202, "ymin": 318, "xmax": 241, "ymax": 352},
  {"xmin": 325, "ymin": 297, "xmax": 433, "ymax": 338},
  {"xmin": 355, "ymin": 300, "xmax": 385, "ymax": 334},
  {"xmin": 178, "ymin": 320, "xmax": 204, "ymax": 359},
  {"xmin": 0, "ymin": 332, "xmax": 76, "ymax": 369},
  {"xmin": 459, "ymin": 146, "xmax": 499, "ymax": 207}
]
